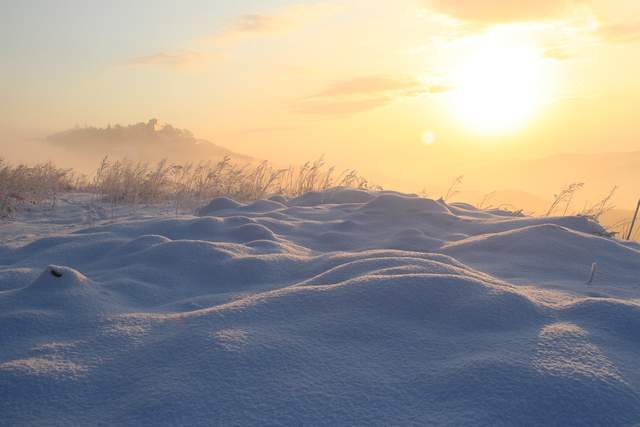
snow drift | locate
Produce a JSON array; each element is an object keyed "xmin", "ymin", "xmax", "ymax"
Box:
[{"xmin": 1, "ymin": 188, "xmax": 640, "ymax": 425}]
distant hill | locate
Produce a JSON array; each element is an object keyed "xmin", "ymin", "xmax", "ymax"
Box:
[
  {"xmin": 465, "ymin": 150, "xmax": 640, "ymax": 209},
  {"xmin": 46, "ymin": 119, "xmax": 251, "ymax": 165}
]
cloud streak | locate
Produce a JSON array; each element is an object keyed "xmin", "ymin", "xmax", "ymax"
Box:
[
  {"xmin": 128, "ymin": 51, "xmax": 202, "ymax": 67},
  {"xmin": 294, "ymin": 75, "xmax": 450, "ymax": 117},
  {"xmin": 212, "ymin": 3, "xmax": 335, "ymax": 44},
  {"xmin": 541, "ymin": 44, "xmax": 576, "ymax": 61},
  {"xmin": 233, "ymin": 14, "xmax": 290, "ymax": 33},
  {"xmin": 598, "ymin": 21, "xmax": 640, "ymax": 44},
  {"xmin": 310, "ymin": 76, "xmax": 425, "ymax": 98},
  {"xmin": 293, "ymin": 97, "xmax": 390, "ymax": 117},
  {"xmin": 425, "ymin": 0, "xmax": 585, "ymax": 24},
  {"xmin": 129, "ymin": 3, "xmax": 334, "ymax": 68}
]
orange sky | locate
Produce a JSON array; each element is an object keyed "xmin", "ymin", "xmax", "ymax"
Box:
[{"xmin": 2, "ymin": 0, "xmax": 640, "ymax": 205}]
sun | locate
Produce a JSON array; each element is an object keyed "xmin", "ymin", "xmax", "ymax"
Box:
[{"xmin": 449, "ymin": 43, "xmax": 546, "ymax": 134}]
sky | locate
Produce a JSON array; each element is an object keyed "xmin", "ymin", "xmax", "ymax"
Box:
[{"xmin": 2, "ymin": 0, "xmax": 640, "ymax": 201}]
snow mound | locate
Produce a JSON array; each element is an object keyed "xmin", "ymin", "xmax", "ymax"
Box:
[
  {"xmin": 28, "ymin": 265, "xmax": 92, "ymax": 291},
  {"xmin": 360, "ymin": 193, "xmax": 452, "ymax": 214},
  {"xmin": 1, "ymin": 188, "xmax": 640, "ymax": 425},
  {"xmin": 5, "ymin": 265, "xmax": 116, "ymax": 317},
  {"xmin": 288, "ymin": 187, "xmax": 377, "ymax": 206},
  {"xmin": 197, "ymin": 196, "xmax": 243, "ymax": 214},
  {"xmin": 444, "ymin": 224, "xmax": 640, "ymax": 289}
]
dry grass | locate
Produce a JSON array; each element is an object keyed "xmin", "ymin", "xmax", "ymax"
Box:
[
  {"xmin": 91, "ymin": 156, "xmax": 375, "ymax": 213},
  {"xmin": 580, "ymin": 186, "xmax": 618, "ymax": 221},
  {"xmin": 616, "ymin": 220, "xmax": 640, "ymax": 242},
  {"xmin": 443, "ymin": 175, "xmax": 464, "ymax": 201},
  {"xmin": 2, "ymin": 157, "xmax": 637, "ymax": 244},
  {"xmin": 545, "ymin": 182, "xmax": 584, "ymax": 216},
  {"xmin": 0, "ymin": 158, "xmax": 80, "ymax": 217},
  {"xmin": 1, "ymin": 157, "xmax": 375, "ymax": 217}
]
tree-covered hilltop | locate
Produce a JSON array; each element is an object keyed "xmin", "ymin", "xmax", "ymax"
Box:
[{"xmin": 46, "ymin": 119, "xmax": 250, "ymax": 163}]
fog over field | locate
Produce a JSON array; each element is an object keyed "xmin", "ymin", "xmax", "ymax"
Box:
[
  {"xmin": 2, "ymin": 119, "xmax": 639, "ymax": 214},
  {"xmin": 3, "ymin": 1, "xmax": 640, "ymax": 425}
]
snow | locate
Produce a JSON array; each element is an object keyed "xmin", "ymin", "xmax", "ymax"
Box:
[{"xmin": 1, "ymin": 188, "xmax": 640, "ymax": 425}]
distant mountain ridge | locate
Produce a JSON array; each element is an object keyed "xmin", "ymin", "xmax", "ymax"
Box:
[
  {"xmin": 46, "ymin": 119, "xmax": 250, "ymax": 164},
  {"xmin": 466, "ymin": 150, "xmax": 640, "ymax": 208}
]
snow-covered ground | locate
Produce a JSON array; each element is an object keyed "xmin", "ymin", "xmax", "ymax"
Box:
[{"xmin": 1, "ymin": 189, "xmax": 640, "ymax": 425}]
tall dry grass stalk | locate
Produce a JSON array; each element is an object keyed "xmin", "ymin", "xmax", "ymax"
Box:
[
  {"xmin": 545, "ymin": 182, "xmax": 584, "ymax": 216},
  {"xmin": 580, "ymin": 186, "xmax": 618, "ymax": 221},
  {"xmin": 0, "ymin": 158, "xmax": 80, "ymax": 217},
  {"xmin": 81, "ymin": 156, "xmax": 374, "ymax": 214},
  {"xmin": 625, "ymin": 199, "xmax": 640, "ymax": 240},
  {"xmin": 1, "ymin": 156, "xmax": 375, "ymax": 217},
  {"xmin": 443, "ymin": 175, "xmax": 464, "ymax": 201}
]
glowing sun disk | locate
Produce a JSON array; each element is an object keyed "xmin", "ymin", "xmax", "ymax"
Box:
[{"xmin": 450, "ymin": 44, "xmax": 545, "ymax": 134}]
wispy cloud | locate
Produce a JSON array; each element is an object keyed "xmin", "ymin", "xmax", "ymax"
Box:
[
  {"xmin": 310, "ymin": 76, "xmax": 424, "ymax": 98},
  {"xmin": 293, "ymin": 97, "xmax": 390, "ymax": 117},
  {"xmin": 541, "ymin": 44, "xmax": 576, "ymax": 61},
  {"xmin": 294, "ymin": 75, "xmax": 449, "ymax": 117},
  {"xmin": 211, "ymin": 2, "xmax": 335, "ymax": 44},
  {"xmin": 424, "ymin": 0, "xmax": 585, "ymax": 24},
  {"xmin": 233, "ymin": 14, "xmax": 290, "ymax": 33},
  {"xmin": 128, "ymin": 51, "xmax": 202, "ymax": 67},
  {"xmin": 129, "ymin": 2, "xmax": 334, "ymax": 68},
  {"xmin": 598, "ymin": 21, "xmax": 640, "ymax": 44}
]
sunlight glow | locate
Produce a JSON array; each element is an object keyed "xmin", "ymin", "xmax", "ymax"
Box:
[{"xmin": 450, "ymin": 43, "xmax": 546, "ymax": 134}]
